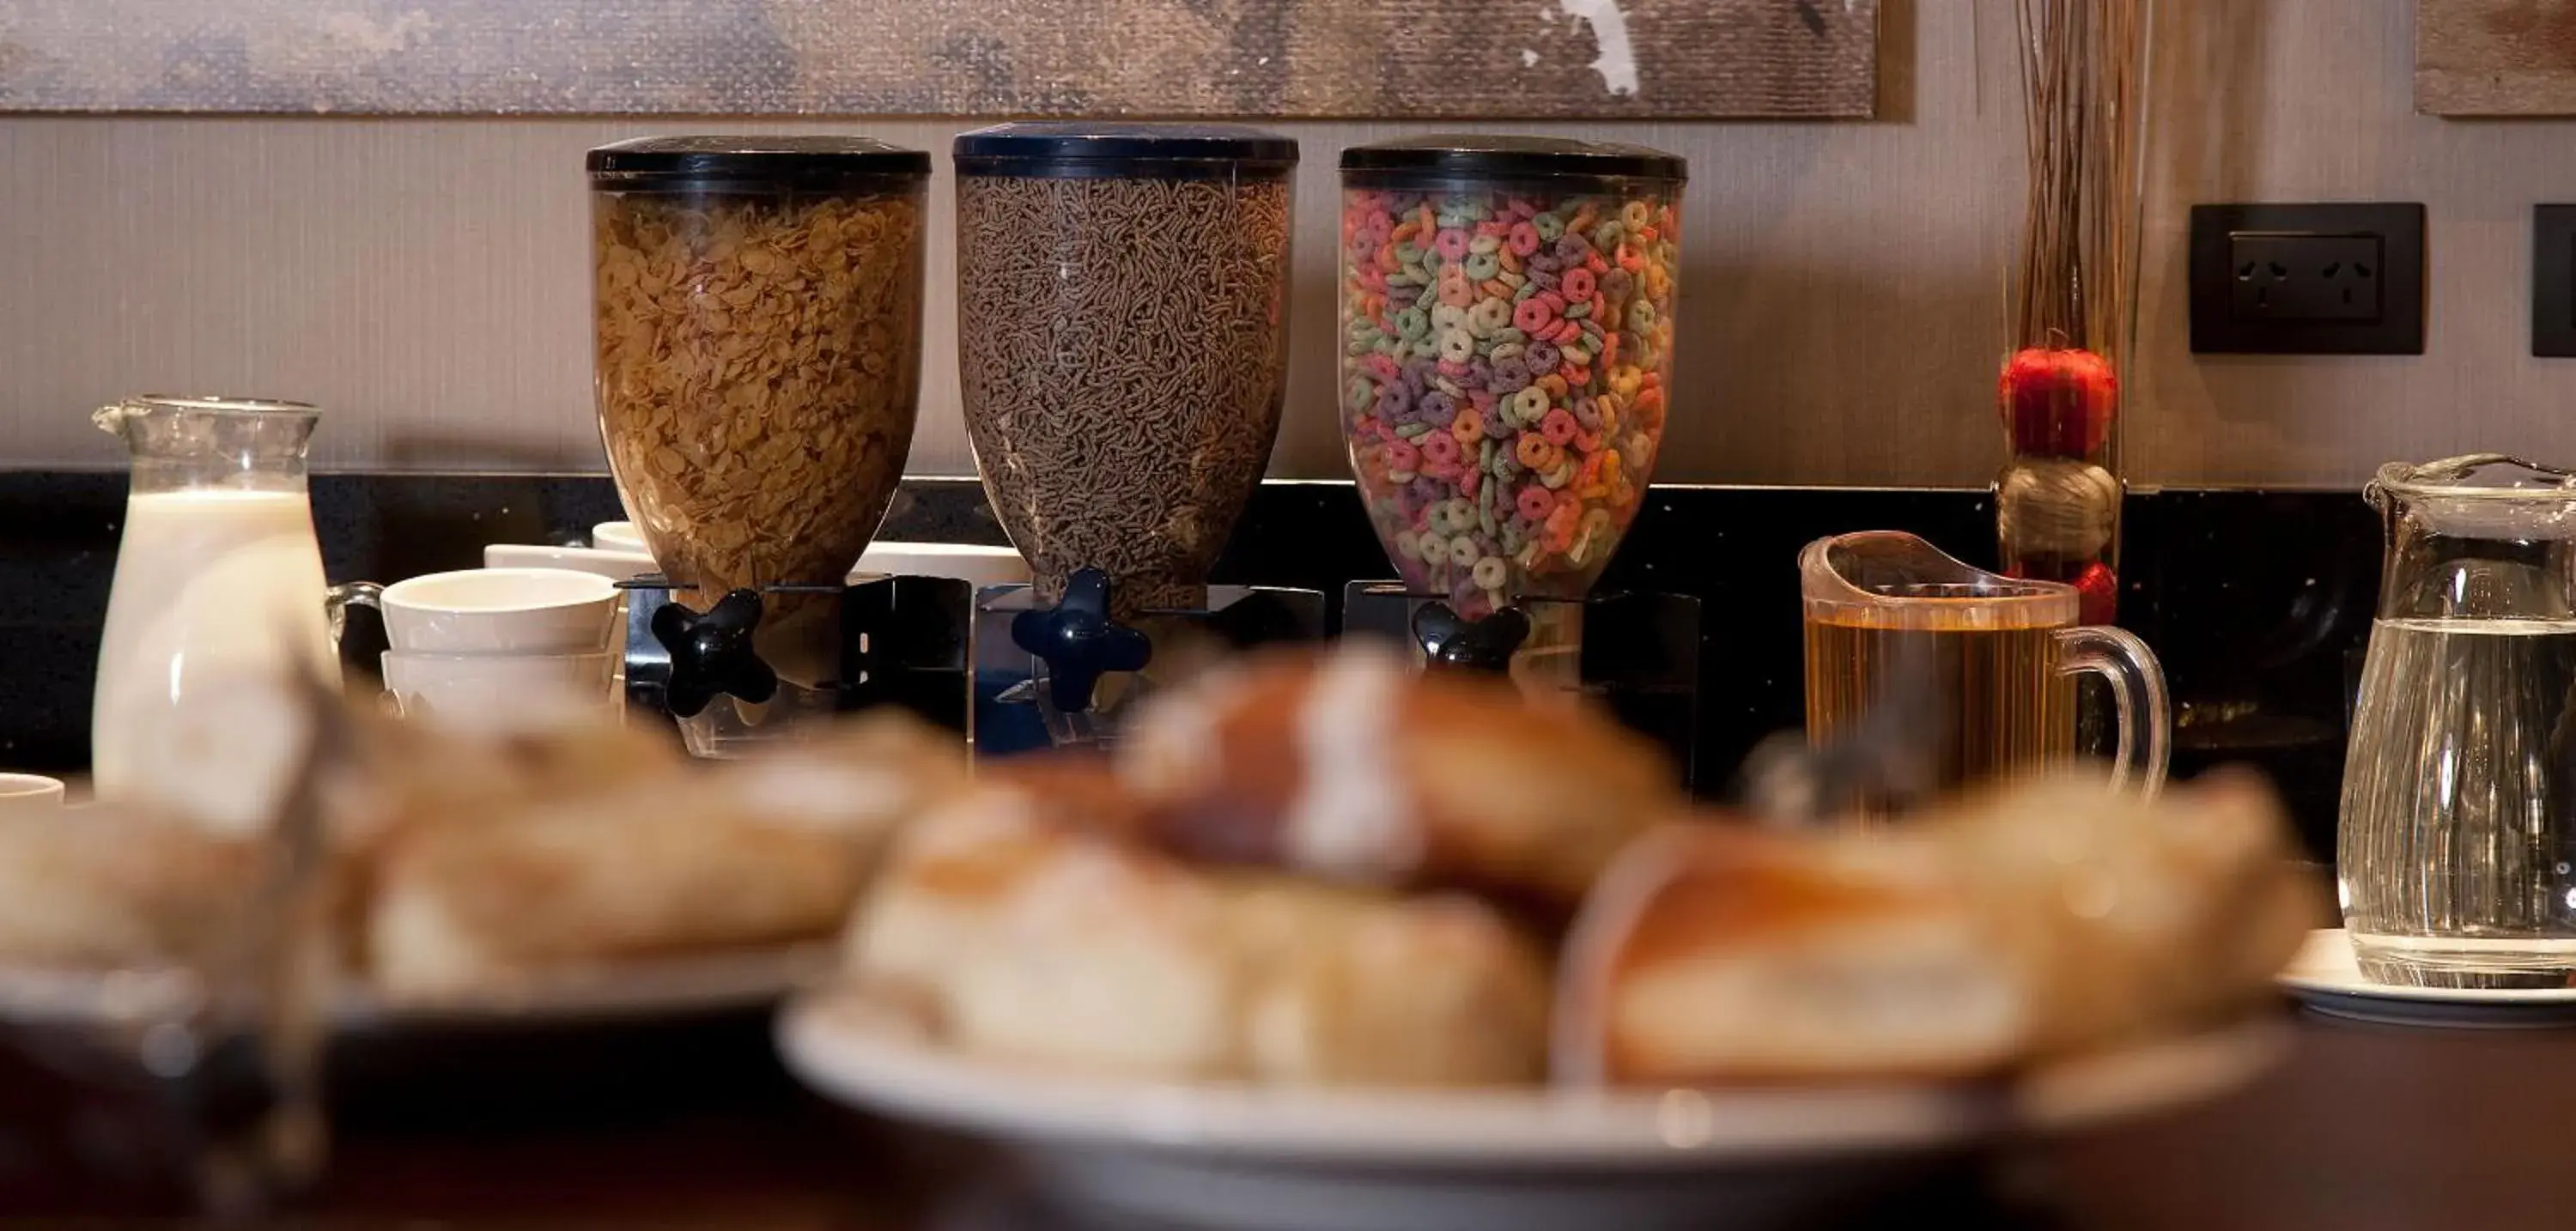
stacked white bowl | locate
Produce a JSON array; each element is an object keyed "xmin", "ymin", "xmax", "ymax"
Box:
[{"xmin": 368, "ymin": 568, "xmax": 623, "ymax": 734}]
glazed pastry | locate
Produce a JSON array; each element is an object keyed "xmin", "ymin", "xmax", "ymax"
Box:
[
  {"xmin": 847, "ymin": 775, "xmax": 1552, "ymax": 1085},
  {"xmin": 1552, "ymin": 824, "xmax": 2027, "ymax": 1084},
  {"xmin": 1116, "ymin": 646, "xmax": 1679, "ymax": 907},
  {"xmin": 0, "ymin": 805, "xmax": 260, "ymax": 968},
  {"xmin": 1556, "ymin": 772, "xmax": 2318, "ymax": 1085}
]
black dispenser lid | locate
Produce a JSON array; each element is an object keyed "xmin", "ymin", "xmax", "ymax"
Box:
[
  {"xmin": 586, "ymin": 136, "xmax": 932, "ymax": 187},
  {"xmin": 954, "ymin": 122, "xmax": 1298, "ymax": 179},
  {"xmin": 1340, "ymin": 134, "xmax": 1686, "ymax": 187}
]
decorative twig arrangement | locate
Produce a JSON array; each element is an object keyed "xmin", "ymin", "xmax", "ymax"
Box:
[
  {"xmin": 2008, "ymin": 0, "xmax": 2147, "ymax": 361},
  {"xmin": 1996, "ymin": 0, "xmax": 2148, "ymax": 622}
]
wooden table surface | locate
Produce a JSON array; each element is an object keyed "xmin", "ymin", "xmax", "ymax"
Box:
[{"xmin": 246, "ymin": 1013, "xmax": 2572, "ymax": 1231}]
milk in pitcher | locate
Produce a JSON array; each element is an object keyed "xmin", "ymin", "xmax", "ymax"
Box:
[{"xmin": 92, "ymin": 488, "xmax": 333, "ymax": 828}]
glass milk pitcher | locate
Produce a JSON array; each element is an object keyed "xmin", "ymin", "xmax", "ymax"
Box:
[
  {"xmin": 91, "ymin": 397, "xmax": 334, "ymax": 831},
  {"xmin": 2342, "ymin": 455, "xmax": 2576, "ymax": 986}
]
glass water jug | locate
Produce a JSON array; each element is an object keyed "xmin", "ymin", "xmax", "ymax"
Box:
[
  {"xmin": 91, "ymin": 397, "xmax": 333, "ymax": 831},
  {"xmin": 2342, "ymin": 454, "xmax": 2576, "ymax": 986}
]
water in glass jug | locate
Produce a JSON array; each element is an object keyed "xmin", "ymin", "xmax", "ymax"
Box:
[
  {"xmin": 2342, "ymin": 454, "xmax": 2576, "ymax": 986},
  {"xmin": 91, "ymin": 397, "xmax": 333, "ymax": 832}
]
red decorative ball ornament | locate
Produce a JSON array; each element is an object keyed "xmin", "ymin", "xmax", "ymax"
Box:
[
  {"xmin": 1998, "ymin": 347, "xmax": 2117, "ymax": 459},
  {"xmin": 2073, "ymin": 561, "xmax": 2118, "ymax": 626}
]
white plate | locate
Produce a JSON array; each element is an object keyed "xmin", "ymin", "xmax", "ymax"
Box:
[
  {"xmin": 0, "ymin": 943, "xmax": 835, "ymax": 1034},
  {"xmin": 2277, "ymin": 928, "xmax": 2576, "ymax": 1027},
  {"xmin": 778, "ymin": 988, "xmax": 2287, "ymax": 1231}
]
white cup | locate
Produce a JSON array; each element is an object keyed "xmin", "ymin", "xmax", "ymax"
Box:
[
  {"xmin": 0, "ymin": 773, "xmax": 65, "ymax": 813},
  {"xmin": 339, "ymin": 567, "xmax": 622, "ymax": 655},
  {"xmin": 381, "ymin": 650, "xmax": 617, "ymax": 732}
]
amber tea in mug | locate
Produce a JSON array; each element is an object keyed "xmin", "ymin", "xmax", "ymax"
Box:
[
  {"xmin": 1802, "ymin": 612, "xmax": 2076, "ymax": 791},
  {"xmin": 1798, "ymin": 532, "xmax": 2169, "ymax": 808}
]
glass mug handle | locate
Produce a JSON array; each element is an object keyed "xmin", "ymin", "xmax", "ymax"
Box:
[
  {"xmin": 2052, "ymin": 625, "xmax": 2170, "ymax": 797},
  {"xmin": 322, "ymin": 582, "xmax": 382, "ymax": 649}
]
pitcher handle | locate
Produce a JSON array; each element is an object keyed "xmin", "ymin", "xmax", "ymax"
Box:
[
  {"xmin": 323, "ymin": 582, "xmax": 382, "ymax": 648},
  {"xmin": 2053, "ymin": 625, "xmax": 2169, "ymax": 797}
]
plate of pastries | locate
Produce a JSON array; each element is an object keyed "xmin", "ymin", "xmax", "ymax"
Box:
[
  {"xmin": 780, "ymin": 646, "xmax": 2322, "ymax": 1231},
  {"xmin": 0, "ymin": 680, "xmax": 969, "ymax": 1030}
]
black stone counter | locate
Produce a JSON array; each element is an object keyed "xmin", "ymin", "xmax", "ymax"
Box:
[{"xmin": 0, "ymin": 472, "xmax": 2378, "ymax": 856}]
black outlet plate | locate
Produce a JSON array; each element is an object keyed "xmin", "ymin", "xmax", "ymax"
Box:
[
  {"xmin": 2533, "ymin": 205, "xmax": 2576, "ymax": 356},
  {"xmin": 2189, "ymin": 202, "xmax": 2425, "ymax": 355}
]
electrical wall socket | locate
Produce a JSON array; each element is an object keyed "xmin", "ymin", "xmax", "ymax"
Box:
[
  {"xmin": 2228, "ymin": 233, "xmax": 2382, "ymax": 322},
  {"xmin": 2533, "ymin": 205, "xmax": 2576, "ymax": 357},
  {"xmin": 2189, "ymin": 203, "xmax": 2425, "ymax": 355}
]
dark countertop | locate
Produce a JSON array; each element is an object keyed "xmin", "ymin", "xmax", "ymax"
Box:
[{"xmin": 0, "ymin": 472, "xmax": 2381, "ymax": 854}]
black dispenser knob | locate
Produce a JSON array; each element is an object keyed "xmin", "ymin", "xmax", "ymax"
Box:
[
  {"xmin": 651, "ymin": 589, "xmax": 778, "ymax": 719},
  {"xmin": 1410, "ymin": 602, "xmax": 1531, "ymax": 674}
]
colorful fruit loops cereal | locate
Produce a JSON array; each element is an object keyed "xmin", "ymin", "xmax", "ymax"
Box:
[{"xmin": 1340, "ymin": 188, "xmax": 1680, "ymax": 619}]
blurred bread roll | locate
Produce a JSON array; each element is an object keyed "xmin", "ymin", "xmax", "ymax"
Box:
[
  {"xmin": 368, "ymin": 793, "xmax": 866, "ymax": 999},
  {"xmin": 0, "ymin": 805, "xmax": 260, "ymax": 968},
  {"xmin": 847, "ymin": 773, "xmax": 1551, "ymax": 1086},
  {"xmin": 1116, "ymin": 646, "xmax": 1678, "ymax": 907},
  {"xmin": 1558, "ymin": 772, "xmax": 2319, "ymax": 1085},
  {"xmin": 320, "ymin": 706, "xmax": 683, "ymax": 856},
  {"xmin": 349, "ymin": 709, "xmax": 969, "ymax": 998},
  {"xmin": 1936, "ymin": 769, "xmax": 2324, "ymax": 1054},
  {"xmin": 701, "ymin": 711, "xmax": 975, "ymax": 849},
  {"xmin": 1234, "ymin": 880, "xmax": 1551, "ymax": 1086}
]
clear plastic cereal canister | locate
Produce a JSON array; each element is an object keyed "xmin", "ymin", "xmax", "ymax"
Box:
[
  {"xmin": 1338, "ymin": 136, "xmax": 1686, "ymax": 626},
  {"xmin": 586, "ymin": 136, "xmax": 930, "ymax": 751}
]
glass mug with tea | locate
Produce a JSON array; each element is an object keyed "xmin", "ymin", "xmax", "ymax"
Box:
[{"xmin": 1798, "ymin": 531, "xmax": 2168, "ymax": 814}]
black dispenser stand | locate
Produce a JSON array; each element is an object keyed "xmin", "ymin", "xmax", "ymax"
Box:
[
  {"xmin": 619, "ymin": 573, "xmax": 975, "ymax": 753},
  {"xmin": 976, "ymin": 568, "xmax": 1326, "ymax": 752}
]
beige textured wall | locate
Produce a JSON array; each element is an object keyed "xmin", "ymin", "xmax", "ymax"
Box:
[{"xmin": 0, "ymin": 0, "xmax": 2567, "ymax": 488}]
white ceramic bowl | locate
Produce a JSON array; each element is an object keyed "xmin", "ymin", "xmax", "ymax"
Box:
[
  {"xmin": 380, "ymin": 650, "xmax": 617, "ymax": 732},
  {"xmin": 379, "ymin": 567, "xmax": 621, "ymax": 654},
  {"xmin": 591, "ymin": 520, "xmax": 647, "ymax": 553}
]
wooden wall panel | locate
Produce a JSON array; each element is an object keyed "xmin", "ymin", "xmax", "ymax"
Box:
[
  {"xmin": 0, "ymin": 0, "xmax": 1876, "ymax": 119},
  {"xmin": 2416, "ymin": 0, "xmax": 2576, "ymax": 116}
]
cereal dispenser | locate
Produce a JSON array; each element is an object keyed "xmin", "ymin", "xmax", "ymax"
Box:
[
  {"xmin": 952, "ymin": 123, "xmax": 1322, "ymax": 745},
  {"xmin": 1337, "ymin": 136, "xmax": 1701, "ymax": 777},
  {"xmin": 587, "ymin": 136, "xmax": 969, "ymax": 755}
]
